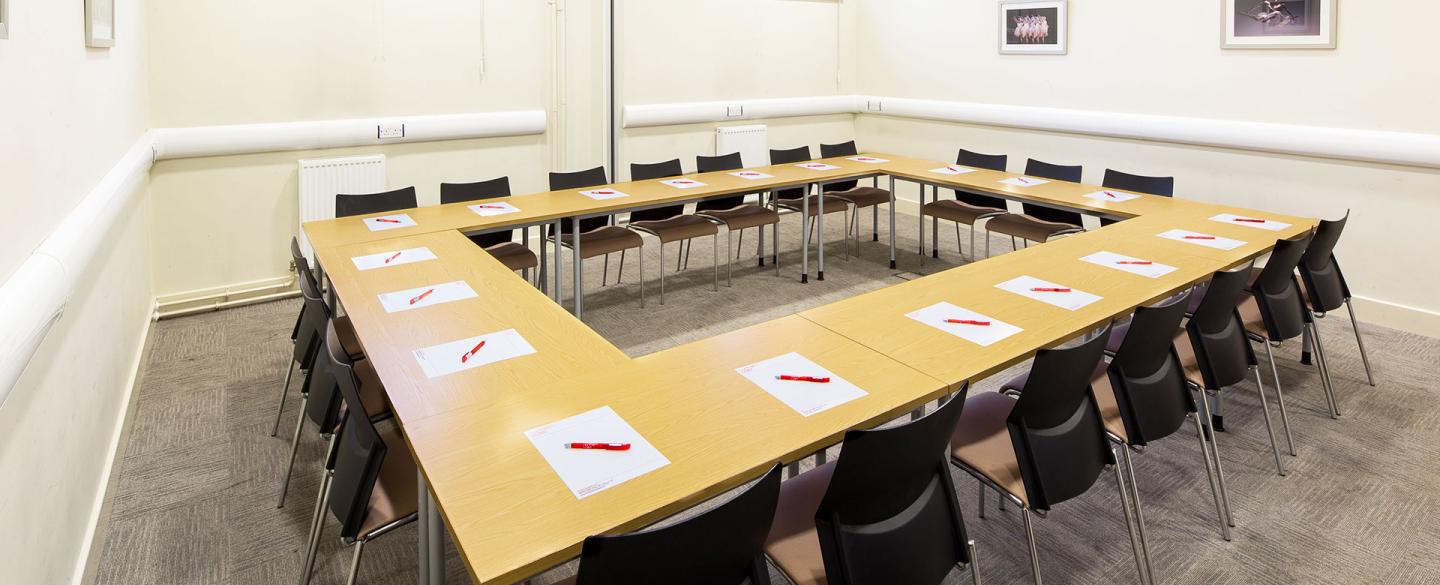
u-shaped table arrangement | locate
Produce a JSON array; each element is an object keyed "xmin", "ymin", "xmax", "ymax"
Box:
[{"xmin": 304, "ymin": 152, "xmax": 1313, "ymax": 585}]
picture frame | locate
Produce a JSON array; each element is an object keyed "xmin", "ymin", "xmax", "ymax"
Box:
[
  {"xmin": 1, "ymin": 0, "xmax": 9, "ymax": 40},
  {"xmin": 999, "ymin": 0, "xmax": 1067, "ymax": 55},
  {"xmin": 86, "ymin": 0, "xmax": 115, "ymax": 48},
  {"xmin": 1224, "ymin": 0, "xmax": 1336, "ymax": 49}
]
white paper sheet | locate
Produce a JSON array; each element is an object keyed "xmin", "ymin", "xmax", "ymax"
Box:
[
  {"xmin": 796, "ymin": 163, "xmax": 841, "ymax": 171},
  {"xmin": 995, "ymin": 275, "xmax": 1103, "ymax": 311},
  {"xmin": 412, "ymin": 329, "xmax": 537, "ymax": 379},
  {"xmin": 1157, "ymin": 229, "xmax": 1246, "ymax": 251},
  {"xmin": 525, "ymin": 406, "xmax": 670, "ymax": 499},
  {"xmin": 660, "ymin": 178, "xmax": 707, "ymax": 189},
  {"xmin": 735, "ymin": 352, "xmax": 868, "ymax": 417},
  {"xmin": 998, "ymin": 177, "xmax": 1051, "ymax": 187},
  {"xmin": 363, "ymin": 213, "xmax": 416, "ymax": 232},
  {"xmin": 730, "ymin": 171, "xmax": 774, "ymax": 180},
  {"xmin": 580, "ymin": 189, "xmax": 630, "ymax": 201},
  {"xmin": 467, "ymin": 201, "xmax": 521, "ymax": 217},
  {"xmin": 1080, "ymin": 251, "xmax": 1178, "ymax": 279},
  {"xmin": 906, "ymin": 302, "xmax": 1024, "ymax": 347},
  {"xmin": 847, "ymin": 156, "xmax": 889, "ymax": 163},
  {"xmin": 930, "ymin": 165, "xmax": 978, "ymax": 176},
  {"xmin": 377, "ymin": 281, "xmax": 478, "ymax": 314},
  {"xmin": 1083, "ymin": 190, "xmax": 1141, "ymax": 203},
  {"xmin": 1209, "ymin": 213, "xmax": 1291, "ymax": 232},
  {"xmin": 351, "ymin": 247, "xmax": 437, "ymax": 271}
]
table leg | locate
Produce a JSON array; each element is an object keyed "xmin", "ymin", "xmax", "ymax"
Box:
[
  {"xmin": 918, "ymin": 184, "xmax": 926, "ymax": 256},
  {"xmin": 888, "ymin": 176, "xmax": 897, "ymax": 269},
  {"xmin": 572, "ymin": 218, "xmax": 583, "ymax": 319},
  {"xmin": 417, "ymin": 471, "xmax": 446, "ymax": 585},
  {"xmin": 553, "ymin": 221, "xmax": 563, "ymax": 306},
  {"xmin": 817, "ymin": 182, "xmax": 825, "ymax": 281},
  {"xmin": 801, "ymin": 186, "xmax": 810, "ymax": 283},
  {"xmin": 537, "ymin": 227, "xmax": 548, "ymax": 298}
]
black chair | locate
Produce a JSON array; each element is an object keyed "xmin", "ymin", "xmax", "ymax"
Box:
[
  {"xmin": 335, "ymin": 187, "xmax": 418, "ymax": 218},
  {"xmin": 769, "ymin": 146, "xmax": 853, "ymax": 259},
  {"xmin": 694, "ymin": 152, "xmax": 781, "ymax": 283},
  {"xmin": 984, "ymin": 159, "xmax": 1086, "ymax": 257},
  {"xmin": 1243, "ymin": 232, "xmax": 1336, "ymax": 431},
  {"xmin": 820, "ymin": 141, "xmax": 893, "ymax": 250},
  {"xmin": 298, "ymin": 326, "xmax": 418, "ymax": 585},
  {"xmin": 270, "ymin": 263, "xmax": 364, "ymax": 437},
  {"xmin": 548, "ymin": 167, "xmax": 647, "ymax": 309},
  {"xmin": 1099, "ymin": 171, "xmax": 1174, "ymax": 226},
  {"xmin": 950, "ymin": 325, "xmax": 1151, "ymax": 585},
  {"xmin": 766, "ymin": 384, "xmax": 981, "ymax": 585},
  {"xmin": 627, "ymin": 159, "xmax": 720, "ymax": 302},
  {"xmin": 919, "ymin": 149, "xmax": 1013, "ymax": 261},
  {"xmin": 556, "ymin": 465, "xmax": 782, "ymax": 585},
  {"xmin": 1297, "ymin": 212, "xmax": 1374, "ymax": 388},
  {"xmin": 440, "ymin": 177, "xmax": 540, "ymax": 280}
]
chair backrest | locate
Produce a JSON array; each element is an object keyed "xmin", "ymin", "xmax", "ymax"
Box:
[
  {"xmin": 813, "ymin": 383, "xmax": 974, "ymax": 585},
  {"xmin": 335, "ymin": 187, "xmax": 418, "ymax": 218},
  {"xmin": 769, "ymin": 146, "xmax": 813, "ymax": 202},
  {"xmin": 292, "ymin": 269, "xmax": 330, "ymax": 374},
  {"xmin": 1109, "ymin": 292, "xmax": 1195, "ymax": 446},
  {"xmin": 819, "ymin": 141, "xmax": 860, "ymax": 193},
  {"xmin": 1250, "ymin": 233, "xmax": 1315, "ymax": 342},
  {"xmin": 1102, "ymin": 169, "xmax": 1174, "ymax": 197},
  {"xmin": 628, "ymin": 159, "xmax": 687, "ymax": 223},
  {"xmin": 1021, "ymin": 159, "xmax": 1085, "ymax": 225},
  {"xmin": 549, "ymin": 166, "xmax": 612, "ymax": 236},
  {"xmin": 326, "ymin": 331, "xmax": 389, "ymax": 542},
  {"xmin": 575, "ymin": 464, "xmax": 782, "ymax": 585},
  {"xmin": 440, "ymin": 177, "xmax": 514, "ymax": 248},
  {"xmin": 1010, "ymin": 327, "xmax": 1113, "ymax": 511},
  {"xmin": 696, "ymin": 152, "xmax": 748, "ymax": 212},
  {"xmin": 303, "ymin": 319, "xmax": 349, "ymax": 432},
  {"xmin": 953, "ymin": 149, "xmax": 1009, "ymax": 210},
  {"xmin": 1297, "ymin": 212, "xmax": 1351, "ymax": 313},
  {"xmin": 1186, "ymin": 267, "xmax": 1258, "ymax": 390}
]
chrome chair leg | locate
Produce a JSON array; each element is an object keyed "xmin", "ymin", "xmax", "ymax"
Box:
[
  {"xmin": 967, "ymin": 539, "xmax": 983, "ymax": 585},
  {"xmin": 1119, "ymin": 446, "xmax": 1156, "ymax": 584},
  {"xmin": 1196, "ymin": 389, "xmax": 1235, "ymax": 527},
  {"xmin": 659, "ymin": 242, "xmax": 667, "ymax": 305},
  {"xmin": 1111, "ymin": 456, "xmax": 1151, "ymax": 585},
  {"xmin": 271, "ymin": 360, "xmax": 296, "ymax": 437},
  {"xmin": 1309, "ymin": 321, "xmax": 1342, "ymax": 417},
  {"xmin": 299, "ymin": 500, "xmax": 326, "ymax": 585},
  {"xmin": 726, "ymin": 230, "xmax": 735, "ymax": 287},
  {"xmin": 1021, "ymin": 508, "xmax": 1043, "ymax": 585},
  {"xmin": 601, "ymin": 253, "xmax": 610, "ymax": 287},
  {"xmin": 1192, "ymin": 410, "xmax": 1231, "ymax": 541},
  {"xmin": 736, "ymin": 228, "xmax": 746, "ymax": 260},
  {"xmin": 277, "ymin": 396, "xmax": 309, "ymax": 508},
  {"xmin": 1262, "ymin": 342, "xmax": 1300, "ymax": 454},
  {"xmin": 345, "ymin": 539, "xmax": 367, "ymax": 585},
  {"xmin": 1345, "ymin": 299, "xmax": 1376, "ymax": 386},
  {"xmin": 773, "ymin": 222, "xmax": 781, "ymax": 276},
  {"xmin": 638, "ymin": 244, "xmax": 646, "ymax": 308},
  {"xmin": 984, "ymin": 227, "xmax": 992, "ymax": 259},
  {"xmin": 677, "ymin": 240, "xmax": 686, "ymax": 272},
  {"xmin": 616, "ymin": 250, "xmax": 626, "ymax": 285},
  {"xmin": 977, "ymin": 481, "xmax": 986, "ymax": 519},
  {"xmin": 712, "ymin": 233, "xmax": 720, "ymax": 291},
  {"xmin": 1251, "ymin": 363, "xmax": 1287, "ymax": 476},
  {"xmin": 300, "ymin": 468, "xmax": 334, "ymax": 585}
]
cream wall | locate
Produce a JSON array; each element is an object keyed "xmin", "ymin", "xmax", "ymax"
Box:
[
  {"xmin": 0, "ymin": 1, "xmax": 154, "ymax": 584},
  {"xmin": 852, "ymin": 0, "xmax": 1440, "ymax": 334}
]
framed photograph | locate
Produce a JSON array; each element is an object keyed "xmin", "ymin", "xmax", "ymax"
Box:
[
  {"xmin": 86, "ymin": 0, "xmax": 115, "ymax": 48},
  {"xmin": 999, "ymin": 0, "xmax": 1067, "ymax": 55},
  {"xmin": 1, "ymin": 0, "xmax": 9, "ymax": 40},
  {"xmin": 1224, "ymin": 0, "xmax": 1336, "ymax": 48}
]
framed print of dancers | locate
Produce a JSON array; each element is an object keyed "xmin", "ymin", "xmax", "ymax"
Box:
[
  {"xmin": 1224, "ymin": 0, "xmax": 1336, "ymax": 48},
  {"xmin": 999, "ymin": 0, "xmax": 1067, "ymax": 55}
]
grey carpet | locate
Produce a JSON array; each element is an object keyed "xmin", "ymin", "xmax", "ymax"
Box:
[{"xmin": 93, "ymin": 211, "xmax": 1440, "ymax": 585}]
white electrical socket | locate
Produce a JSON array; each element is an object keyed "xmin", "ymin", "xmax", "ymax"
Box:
[
  {"xmin": 377, "ymin": 123, "xmax": 406, "ymax": 139},
  {"xmin": 726, "ymin": 105, "xmax": 744, "ymax": 118}
]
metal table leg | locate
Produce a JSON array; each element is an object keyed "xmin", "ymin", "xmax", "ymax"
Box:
[
  {"xmin": 888, "ymin": 175, "xmax": 897, "ymax": 269},
  {"xmin": 553, "ymin": 221, "xmax": 563, "ymax": 307},
  {"xmin": 572, "ymin": 218, "xmax": 583, "ymax": 318},
  {"xmin": 417, "ymin": 472, "xmax": 444, "ymax": 585},
  {"xmin": 801, "ymin": 185, "xmax": 810, "ymax": 283},
  {"xmin": 817, "ymin": 182, "xmax": 826, "ymax": 281}
]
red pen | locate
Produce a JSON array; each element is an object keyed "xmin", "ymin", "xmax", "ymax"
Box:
[
  {"xmin": 739, "ymin": 172, "xmax": 760, "ymax": 176},
  {"xmin": 474, "ymin": 204, "xmax": 507, "ymax": 209},
  {"xmin": 1015, "ymin": 177, "xmax": 1032, "ymax": 184},
  {"xmin": 672, "ymin": 180, "xmax": 694, "ymax": 184},
  {"xmin": 1032, "ymin": 287, "xmax": 1072, "ymax": 293},
  {"xmin": 565, "ymin": 442, "xmax": 632, "ymax": 451},
  {"xmin": 460, "ymin": 340, "xmax": 486, "ymax": 363},
  {"xmin": 1233, "ymin": 218, "xmax": 1266, "ymax": 223},
  {"xmin": 383, "ymin": 251, "xmax": 402, "ymax": 264},
  {"xmin": 944, "ymin": 319, "xmax": 992, "ymax": 326},
  {"xmin": 776, "ymin": 375, "xmax": 830, "ymax": 383},
  {"xmin": 1184, "ymin": 235, "xmax": 1216, "ymax": 240},
  {"xmin": 1116, "ymin": 261, "xmax": 1153, "ymax": 265},
  {"xmin": 374, "ymin": 218, "xmax": 402, "ymax": 224},
  {"xmin": 409, "ymin": 288, "xmax": 435, "ymax": 305},
  {"xmin": 1103, "ymin": 191, "xmax": 1120, "ymax": 198}
]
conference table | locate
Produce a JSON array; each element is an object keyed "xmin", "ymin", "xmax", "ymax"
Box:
[{"xmin": 304, "ymin": 152, "xmax": 1312, "ymax": 585}]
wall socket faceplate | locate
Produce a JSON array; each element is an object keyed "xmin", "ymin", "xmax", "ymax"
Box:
[{"xmin": 377, "ymin": 123, "xmax": 406, "ymax": 139}]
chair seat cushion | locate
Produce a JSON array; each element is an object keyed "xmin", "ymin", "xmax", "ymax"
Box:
[
  {"xmin": 353, "ymin": 359, "xmax": 393, "ymax": 420},
  {"xmin": 776, "ymin": 195, "xmax": 850, "ymax": 216},
  {"xmin": 1238, "ymin": 294, "xmax": 1268, "ymax": 340},
  {"xmin": 556, "ymin": 226, "xmax": 645, "ymax": 259},
  {"xmin": 921, "ymin": 200, "xmax": 1009, "ymax": 226},
  {"xmin": 333, "ymin": 316, "xmax": 365, "ymax": 360},
  {"xmin": 830, "ymin": 186, "xmax": 890, "ymax": 208},
  {"xmin": 950, "ymin": 392, "xmax": 1028, "ymax": 507},
  {"xmin": 698, "ymin": 205, "xmax": 781, "ymax": 231},
  {"xmin": 764, "ymin": 461, "xmax": 837, "ymax": 585},
  {"xmin": 1001, "ymin": 362, "xmax": 1128, "ymax": 444},
  {"xmin": 630, "ymin": 214, "xmax": 720, "ymax": 244},
  {"xmin": 484, "ymin": 241, "xmax": 539, "ymax": 272},
  {"xmin": 986, "ymin": 213, "xmax": 1080, "ymax": 243},
  {"xmin": 359, "ymin": 427, "xmax": 420, "ymax": 540}
]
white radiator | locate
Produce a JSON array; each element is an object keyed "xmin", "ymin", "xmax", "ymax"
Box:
[
  {"xmin": 715, "ymin": 125, "xmax": 769, "ymax": 168},
  {"xmin": 297, "ymin": 155, "xmax": 387, "ymax": 265}
]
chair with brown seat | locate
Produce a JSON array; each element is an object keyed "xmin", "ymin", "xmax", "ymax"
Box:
[
  {"xmin": 984, "ymin": 159, "xmax": 1086, "ymax": 257},
  {"xmin": 766, "ymin": 383, "xmax": 981, "ymax": 585},
  {"xmin": 554, "ymin": 464, "xmax": 782, "ymax": 585},
  {"xmin": 627, "ymin": 159, "xmax": 721, "ymax": 303},
  {"xmin": 334, "ymin": 186, "xmax": 418, "ymax": 218},
  {"xmin": 1099, "ymin": 170, "xmax": 1174, "ymax": 226},
  {"xmin": 769, "ymin": 146, "xmax": 852, "ymax": 257},
  {"xmin": 270, "ymin": 264, "xmax": 364, "ymax": 437},
  {"xmin": 549, "ymin": 166, "xmax": 647, "ymax": 311},
  {"xmin": 297, "ymin": 329, "xmax": 417, "ymax": 585},
  {"xmin": 1241, "ymin": 232, "xmax": 1337, "ymax": 431},
  {"xmin": 949, "ymin": 325, "xmax": 1151, "ymax": 585},
  {"xmin": 919, "ymin": 149, "xmax": 1012, "ymax": 262},
  {"xmin": 1297, "ymin": 211, "xmax": 1375, "ymax": 388},
  {"xmin": 694, "ymin": 152, "xmax": 781, "ymax": 283},
  {"xmin": 440, "ymin": 177, "xmax": 540, "ymax": 283},
  {"xmin": 820, "ymin": 141, "xmax": 893, "ymax": 250}
]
